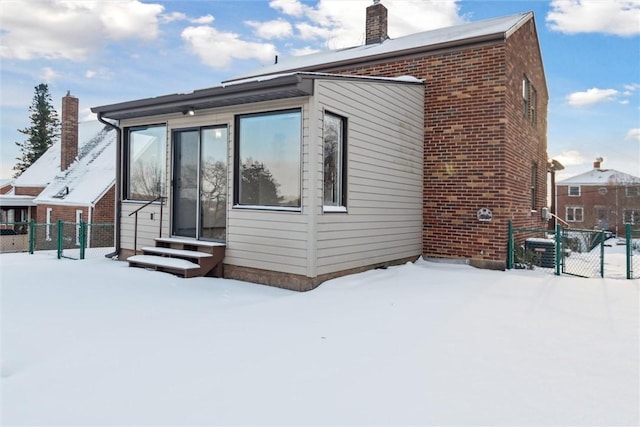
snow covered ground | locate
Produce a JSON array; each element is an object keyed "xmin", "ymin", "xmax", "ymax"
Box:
[{"xmin": 1, "ymin": 248, "xmax": 638, "ymax": 426}]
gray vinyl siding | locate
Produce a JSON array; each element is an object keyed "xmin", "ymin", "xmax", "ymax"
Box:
[
  {"xmin": 117, "ymin": 76, "xmax": 423, "ymax": 280},
  {"xmin": 314, "ymin": 79, "xmax": 424, "ymax": 275},
  {"xmin": 223, "ymin": 101, "xmax": 311, "ymax": 276}
]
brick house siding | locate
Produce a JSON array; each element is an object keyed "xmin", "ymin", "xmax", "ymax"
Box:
[
  {"xmin": 35, "ymin": 186, "xmax": 115, "ymax": 248},
  {"xmin": 557, "ymin": 182, "xmax": 640, "ymax": 237},
  {"xmin": 295, "ymin": 18, "xmax": 548, "ymax": 269}
]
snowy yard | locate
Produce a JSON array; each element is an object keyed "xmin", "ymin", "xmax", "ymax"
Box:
[{"xmin": 1, "ymin": 249, "xmax": 638, "ymax": 426}]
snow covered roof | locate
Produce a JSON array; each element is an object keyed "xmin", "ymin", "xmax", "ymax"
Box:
[
  {"xmin": 226, "ymin": 12, "xmax": 533, "ymax": 83},
  {"xmin": 558, "ymin": 168, "xmax": 640, "ymax": 186},
  {"xmin": 13, "ymin": 121, "xmax": 110, "ymax": 188},
  {"xmin": 34, "ymin": 122, "xmax": 117, "ymax": 206}
]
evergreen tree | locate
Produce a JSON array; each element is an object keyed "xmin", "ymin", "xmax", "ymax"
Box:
[{"xmin": 13, "ymin": 83, "xmax": 60, "ymax": 177}]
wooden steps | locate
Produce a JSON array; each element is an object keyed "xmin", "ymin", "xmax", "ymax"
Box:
[{"xmin": 127, "ymin": 237, "xmax": 225, "ymax": 278}]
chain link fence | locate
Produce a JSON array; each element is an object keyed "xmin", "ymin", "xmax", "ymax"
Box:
[
  {"xmin": 0, "ymin": 221, "xmax": 113, "ymax": 259},
  {"xmin": 560, "ymin": 228, "xmax": 604, "ymax": 278}
]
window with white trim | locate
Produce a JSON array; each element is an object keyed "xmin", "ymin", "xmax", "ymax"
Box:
[
  {"xmin": 625, "ymin": 185, "xmax": 640, "ymax": 197},
  {"xmin": 624, "ymin": 209, "xmax": 639, "ymax": 225},
  {"xmin": 522, "ymin": 75, "xmax": 537, "ymax": 124},
  {"xmin": 566, "ymin": 206, "xmax": 583, "ymax": 222},
  {"xmin": 323, "ymin": 111, "xmax": 347, "ymax": 210},
  {"xmin": 75, "ymin": 210, "xmax": 83, "ymax": 246},
  {"xmin": 46, "ymin": 207, "xmax": 52, "ymax": 241},
  {"xmin": 568, "ymin": 185, "xmax": 580, "ymax": 197}
]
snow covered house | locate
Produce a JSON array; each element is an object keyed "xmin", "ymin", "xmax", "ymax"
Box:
[
  {"xmin": 556, "ymin": 158, "xmax": 640, "ymax": 237},
  {"xmin": 92, "ymin": 2, "xmax": 549, "ymax": 290},
  {"xmin": 0, "ymin": 93, "xmax": 117, "ymax": 253}
]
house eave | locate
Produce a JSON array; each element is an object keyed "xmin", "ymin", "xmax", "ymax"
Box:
[
  {"xmin": 0, "ymin": 195, "xmax": 36, "ymax": 208},
  {"xmin": 91, "ymin": 74, "xmax": 315, "ymax": 120}
]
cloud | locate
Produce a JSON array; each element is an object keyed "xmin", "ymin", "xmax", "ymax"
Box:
[
  {"xmin": 191, "ymin": 14, "xmax": 215, "ymax": 25},
  {"xmin": 245, "ymin": 19, "xmax": 293, "ymax": 39},
  {"xmin": 181, "ymin": 26, "xmax": 277, "ymax": 69},
  {"xmin": 40, "ymin": 67, "xmax": 59, "ymax": 82},
  {"xmin": 567, "ymin": 88, "xmax": 619, "ymax": 107},
  {"xmin": 160, "ymin": 11, "xmax": 187, "ymax": 24},
  {"xmin": 0, "ymin": 0, "xmax": 164, "ymax": 61},
  {"xmin": 553, "ymin": 150, "xmax": 586, "ymax": 167},
  {"xmin": 626, "ymin": 128, "xmax": 640, "ymax": 141},
  {"xmin": 547, "ymin": 0, "xmax": 640, "ymax": 36},
  {"xmin": 266, "ymin": 0, "xmax": 464, "ymax": 49},
  {"xmin": 270, "ymin": 0, "xmax": 306, "ymax": 17},
  {"xmin": 291, "ymin": 46, "xmax": 322, "ymax": 56}
]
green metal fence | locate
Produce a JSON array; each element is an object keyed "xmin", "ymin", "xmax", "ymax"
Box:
[
  {"xmin": 627, "ymin": 224, "xmax": 640, "ymax": 280},
  {"xmin": 558, "ymin": 227, "xmax": 605, "ymax": 278},
  {"xmin": 507, "ymin": 221, "xmax": 606, "ymax": 278},
  {"xmin": 1, "ymin": 220, "xmax": 113, "ymax": 259}
]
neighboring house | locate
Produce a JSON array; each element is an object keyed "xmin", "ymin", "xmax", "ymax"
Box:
[
  {"xmin": 0, "ymin": 179, "xmax": 13, "ymax": 195},
  {"xmin": 92, "ymin": 2, "xmax": 549, "ymax": 290},
  {"xmin": 0, "ymin": 93, "xmax": 117, "ymax": 253},
  {"xmin": 556, "ymin": 158, "xmax": 640, "ymax": 237}
]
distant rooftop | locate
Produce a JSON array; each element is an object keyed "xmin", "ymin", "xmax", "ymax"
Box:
[{"xmin": 558, "ymin": 168, "xmax": 640, "ymax": 186}]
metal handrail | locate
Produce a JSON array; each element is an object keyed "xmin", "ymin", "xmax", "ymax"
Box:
[{"xmin": 128, "ymin": 195, "xmax": 165, "ymax": 254}]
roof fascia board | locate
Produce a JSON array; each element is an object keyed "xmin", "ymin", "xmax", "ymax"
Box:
[{"xmin": 92, "ymin": 74, "xmax": 313, "ymax": 119}]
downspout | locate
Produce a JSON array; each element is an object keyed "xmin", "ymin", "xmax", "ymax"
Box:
[{"xmin": 97, "ymin": 112, "xmax": 122, "ymax": 259}]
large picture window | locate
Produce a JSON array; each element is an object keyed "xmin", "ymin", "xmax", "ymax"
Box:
[
  {"xmin": 126, "ymin": 124, "xmax": 167, "ymax": 201},
  {"xmin": 323, "ymin": 111, "xmax": 347, "ymax": 209},
  {"xmin": 234, "ymin": 109, "xmax": 301, "ymax": 209}
]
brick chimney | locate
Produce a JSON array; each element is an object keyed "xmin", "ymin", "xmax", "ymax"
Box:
[
  {"xmin": 594, "ymin": 157, "xmax": 603, "ymax": 169},
  {"xmin": 365, "ymin": 0, "xmax": 388, "ymax": 45},
  {"xmin": 61, "ymin": 91, "xmax": 79, "ymax": 171}
]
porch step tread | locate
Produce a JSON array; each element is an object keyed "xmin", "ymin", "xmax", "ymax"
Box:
[
  {"xmin": 141, "ymin": 246, "xmax": 213, "ymax": 258},
  {"xmin": 155, "ymin": 237, "xmax": 225, "ymax": 248},
  {"xmin": 127, "ymin": 255, "xmax": 200, "ymax": 270}
]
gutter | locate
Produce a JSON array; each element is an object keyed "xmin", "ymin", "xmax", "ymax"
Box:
[{"xmin": 97, "ymin": 113, "xmax": 122, "ymax": 259}]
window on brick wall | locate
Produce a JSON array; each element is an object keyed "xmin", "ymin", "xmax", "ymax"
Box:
[
  {"xmin": 624, "ymin": 209, "xmax": 639, "ymax": 225},
  {"xmin": 46, "ymin": 207, "xmax": 52, "ymax": 241},
  {"xmin": 568, "ymin": 185, "xmax": 580, "ymax": 196},
  {"xmin": 75, "ymin": 210, "xmax": 82, "ymax": 246},
  {"xmin": 566, "ymin": 206, "xmax": 583, "ymax": 222},
  {"xmin": 522, "ymin": 76, "xmax": 537, "ymax": 124},
  {"xmin": 625, "ymin": 185, "xmax": 640, "ymax": 197}
]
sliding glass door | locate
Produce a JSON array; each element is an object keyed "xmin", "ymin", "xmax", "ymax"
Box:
[{"xmin": 172, "ymin": 126, "xmax": 227, "ymax": 241}]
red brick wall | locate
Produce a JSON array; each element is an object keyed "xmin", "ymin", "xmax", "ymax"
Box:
[
  {"xmin": 557, "ymin": 183, "xmax": 640, "ymax": 237},
  {"xmin": 14, "ymin": 186, "xmax": 44, "ymax": 197},
  {"xmin": 307, "ymin": 18, "xmax": 548, "ymax": 268}
]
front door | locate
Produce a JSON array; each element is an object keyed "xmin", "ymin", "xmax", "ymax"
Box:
[{"xmin": 172, "ymin": 126, "xmax": 228, "ymax": 240}]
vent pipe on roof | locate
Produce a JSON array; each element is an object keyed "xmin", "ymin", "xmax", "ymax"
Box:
[
  {"xmin": 61, "ymin": 91, "xmax": 79, "ymax": 172},
  {"xmin": 365, "ymin": 0, "xmax": 388, "ymax": 45}
]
